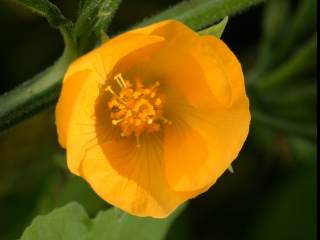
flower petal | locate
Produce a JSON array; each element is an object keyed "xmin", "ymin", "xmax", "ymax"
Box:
[
  {"xmin": 163, "ymin": 119, "xmax": 211, "ymax": 191},
  {"xmin": 56, "ymin": 19, "xmax": 251, "ymax": 218},
  {"xmin": 201, "ymin": 35, "xmax": 246, "ymax": 104},
  {"xmin": 98, "ymin": 33, "xmax": 165, "ymax": 84},
  {"xmin": 79, "ymin": 134, "xmax": 207, "ymax": 218},
  {"xmin": 56, "ymin": 47, "xmax": 106, "ymax": 148},
  {"xmin": 183, "ymin": 36, "xmax": 234, "ymax": 106},
  {"xmin": 164, "ymin": 97, "xmax": 250, "ymax": 192},
  {"xmin": 131, "ymin": 20, "xmax": 193, "ymax": 42},
  {"xmin": 56, "ymin": 33, "xmax": 165, "ymax": 148},
  {"xmin": 65, "ymin": 72, "xmax": 112, "ymax": 175},
  {"xmin": 135, "ymin": 20, "xmax": 244, "ymax": 106},
  {"xmin": 56, "ymin": 69, "xmax": 93, "ymax": 147},
  {"xmin": 136, "ymin": 45, "xmax": 217, "ymax": 109}
]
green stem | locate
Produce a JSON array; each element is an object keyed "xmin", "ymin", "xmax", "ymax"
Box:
[
  {"xmin": 0, "ymin": 28, "xmax": 77, "ymax": 132},
  {"xmin": 134, "ymin": 0, "xmax": 265, "ymax": 30}
]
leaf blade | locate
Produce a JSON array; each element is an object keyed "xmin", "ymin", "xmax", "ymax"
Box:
[
  {"xmin": 74, "ymin": 0, "xmax": 122, "ymax": 53},
  {"xmin": 198, "ymin": 16, "xmax": 229, "ymax": 38},
  {"xmin": 19, "ymin": 203, "xmax": 186, "ymax": 240},
  {"xmin": 86, "ymin": 205, "xmax": 185, "ymax": 240},
  {"xmin": 14, "ymin": 0, "xmax": 73, "ymax": 29},
  {"xmin": 20, "ymin": 203, "xmax": 90, "ymax": 240}
]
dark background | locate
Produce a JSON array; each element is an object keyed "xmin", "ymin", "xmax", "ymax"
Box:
[{"xmin": 0, "ymin": 0, "xmax": 316, "ymax": 239}]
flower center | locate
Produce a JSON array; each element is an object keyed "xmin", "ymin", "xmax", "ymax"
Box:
[{"xmin": 106, "ymin": 74, "xmax": 170, "ymax": 144}]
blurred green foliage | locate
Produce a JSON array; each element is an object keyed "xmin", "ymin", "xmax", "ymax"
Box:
[
  {"xmin": 0, "ymin": 0, "xmax": 317, "ymax": 239},
  {"xmin": 21, "ymin": 202, "xmax": 184, "ymax": 240}
]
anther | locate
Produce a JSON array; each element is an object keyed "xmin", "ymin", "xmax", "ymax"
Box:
[
  {"xmin": 152, "ymin": 81, "xmax": 160, "ymax": 88},
  {"xmin": 105, "ymin": 85, "xmax": 117, "ymax": 96},
  {"xmin": 155, "ymin": 98, "xmax": 162, "ymax": 106},
  {"xmin": 107, "ymin": 77, "xmax": 165, "ymax": 138},
  {"xmin": 112, "ymin": 119, "xmax": 123, "ymax": 125},
  {"xmin": 106, "ymin": 85, "xmax": 126, "ymax": 104}
]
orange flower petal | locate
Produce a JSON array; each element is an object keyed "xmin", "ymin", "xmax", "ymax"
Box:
[
  {"xmin": 131, "ymin": 20, "xmax": 193, "ymax": 41},
  {"xmin": 79, "ymin": 134, "xmax": 208, "ymax": 218},
  {"xmin": 201, "ymin": 35, "xmax": 246, "ymax": 104},
  {"xmin": 56, "ymin": 47, "xmax": 106, "ymax": 148},
  {"xmin": 164, "ymin": 97, "xmax": 250, "ymax": 192},
  {"xmin": 65, "ymin": 72, "xmax": 111, "ymax": 175},
  {"xmin": 163, "ymin": 119, "xmax": 211, "ymax": 191},
  {"xmin": 135, "ymin": 46, "xmax": 217, "ymax": 109},
  {"xmin": 98, "ymin": 33, "xmax": 165, "ymax": 84},
  {"xmin": 56, "ymin": 33, "xmax": 165, "ymax": 149},
  {"xmin": 55, "ymin": 19, "xmax": 251, "ymax": 217},
  {"xmin": 56, "ymin": 69, "xmax": 92, "ymax": 148},
  {"xmin": 130, "ymin": 20, "xmax": 251, "ymax": 192},
  {"xmin": 133, "ymin": 20, "xmax": 244, "ymax": 107},
  {"xmin": 182, "ymin": 36, "xmax": 234, "ymax": 106}
]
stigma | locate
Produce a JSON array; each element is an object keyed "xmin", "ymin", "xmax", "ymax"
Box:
[{"xmin": 106, "ymin": 73, "xmax": 170, "ymax": 140}]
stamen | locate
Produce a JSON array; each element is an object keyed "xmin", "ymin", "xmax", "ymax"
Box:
[
  {"xmin": 105, "ymin": 85, "xmax": 126, "ymax": 104},
  {"xmin": 114, "ymin": 73, "xmax": 127, "ymax": 88},
  {"xmin": 115, "ymin": 78, "xmax": 124, "ymax": 88},
  {"xmin": 151, "ymin": 81, "xmax": 160, "ymax": 89},
  {"xmin": 155, "ymin": 98, "xmax": 162, "ymax": 106},
  {"xmin": 105, "ymin": 85, "xmax": 118, "ymax": 97},
  {"xmin": 107, "ymin": 74, "xmax": 166, "ymax": 138}
]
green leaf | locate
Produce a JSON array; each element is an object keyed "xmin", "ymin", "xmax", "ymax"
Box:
[
  {"xmin": 75, "ymin": 0, "xmax": 122, "ymax": 36},
  {"xmin": 255, "ymin": 34, "xmax": 317, "ymax": 89},
  {"xmin": 135, "ymin": 0, "xmax": 265, "ymax": 31},
  {"xmin": 276, "ymin": 0, "xmax": 317, "ymax": 62},
  {"xmin": 251, "ymin": 0, "xmax": 290, "ymax": 76},
  {"xmin": 75, "ymin": 0, "xmax": 122, "ymax": 53},
  {"xmin": 14, "ymin": 0, "xmax": 73, "ymax": 30},
  {"xmin": 198, "ymin": 16, "xmax": 228, "ymax": 38},
  {"xmin": 20, "ymin": 202, "xmax": 185, "ymax": 240},
  {"xmin": 20, "ymin": 203, "xmax": 90, "ymax": 240},
  {"xmin": 100, "ymin": 30, "xmax": 110, "ymax": 43},
  {"xmin": 261, "ymin": 0, "xmax": 290, "ymax": 46},
  {"xmin": 86, "ymin": 206, "xmax": 185, "ymax": 240},
  {"xmin": 79, "ymin": 0, "xmax": 92, "ymax": 12},
  {"xmin": 254, "ymin": 0, "xmax": 316, "ymax": 80}
]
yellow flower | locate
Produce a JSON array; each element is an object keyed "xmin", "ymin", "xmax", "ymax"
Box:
[{"xmin": 55, "ymin": 20, "xmax": 250, "ymax": 218}]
